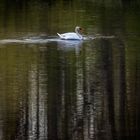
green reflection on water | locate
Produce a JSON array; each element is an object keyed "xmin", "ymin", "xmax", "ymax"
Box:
[{"xmin": 0, "ymin": 0, "xmax": 139, "ymax": 140}]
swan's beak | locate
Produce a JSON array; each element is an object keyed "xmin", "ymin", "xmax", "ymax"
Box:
[{"xmin": 79, "ymin": 28, "xmax": 83, "ymax": 33}]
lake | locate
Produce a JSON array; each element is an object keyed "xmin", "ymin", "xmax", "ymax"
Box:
[{"xmin": 0, "ymin": 0, "xmax": 139, "ymax": 140}]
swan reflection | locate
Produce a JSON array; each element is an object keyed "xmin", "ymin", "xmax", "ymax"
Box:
[{"xmin": 56, "ymin": 40, "xmax": 83, "ymax": 53}]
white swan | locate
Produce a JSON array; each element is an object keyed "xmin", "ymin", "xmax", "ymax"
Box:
[{"xmin": 57, "ymin": 26, "xmax": 83, "ymax": 40}]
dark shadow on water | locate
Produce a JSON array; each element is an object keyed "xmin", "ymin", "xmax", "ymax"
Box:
[{"xmin": 0, "ymin": 0, "xmax": 139, "ymax": 140}]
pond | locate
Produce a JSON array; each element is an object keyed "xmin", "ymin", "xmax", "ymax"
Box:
[{"xmin": 0, "ymin": 0, "xmax": 140, "ymax": 140}]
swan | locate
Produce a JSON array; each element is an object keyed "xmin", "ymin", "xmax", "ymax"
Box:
[{"xmin": 57, "ymin": 26, "xmax": 83, "ymax": 40}]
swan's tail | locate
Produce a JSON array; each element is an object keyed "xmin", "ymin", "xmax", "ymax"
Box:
[{"xmin": 57, "ymin": 33, "xmax": 62, "ymax": 38}]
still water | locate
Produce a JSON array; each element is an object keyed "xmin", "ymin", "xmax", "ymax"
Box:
[{"xmin": 0, "ymin": 0, "xmax": 140, "ymax": 140}]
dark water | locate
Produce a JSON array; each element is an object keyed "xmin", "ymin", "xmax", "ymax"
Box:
[{"xmin": 0, "ymin": 0, "xmax": 140, "ymax": 140}]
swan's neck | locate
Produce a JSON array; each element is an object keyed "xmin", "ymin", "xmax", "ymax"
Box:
[{"xmin": 75, "ymin": 29, "xmax": 83, "ymax": 39}]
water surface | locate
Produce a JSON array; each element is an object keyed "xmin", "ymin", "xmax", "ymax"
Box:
[{"xmin": 0, "ymin": 0, "xmax": 140, "ymax": 140}]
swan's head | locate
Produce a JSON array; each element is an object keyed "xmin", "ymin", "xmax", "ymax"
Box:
[{"xmin": 75, "ymin": 26, "xmax": 83, "ymax": 33}]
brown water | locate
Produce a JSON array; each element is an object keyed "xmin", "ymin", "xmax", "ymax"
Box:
[{"xmin": 0, "ymin": 0, "xmax": 140, "ymax": 140}]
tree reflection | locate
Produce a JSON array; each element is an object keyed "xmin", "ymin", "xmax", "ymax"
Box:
[{"xmin": 0, "ymin": 0, "xmax": 139, "ymax": 140}]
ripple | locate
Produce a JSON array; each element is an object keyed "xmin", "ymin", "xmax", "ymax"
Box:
[{"xmin": 0, "ymin": 35, "xmax": 115, "ymax": 45}]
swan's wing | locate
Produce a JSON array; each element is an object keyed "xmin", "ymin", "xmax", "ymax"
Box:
[{"xmin": 57, "ymin": 32, "xmax": 81, "ymax": 40}]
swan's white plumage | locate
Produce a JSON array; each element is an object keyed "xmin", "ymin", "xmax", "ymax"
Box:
[{"xmin": 57, "ymin": 26, "xmax": 83, "ymax": 40}]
